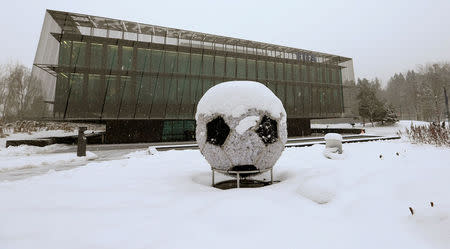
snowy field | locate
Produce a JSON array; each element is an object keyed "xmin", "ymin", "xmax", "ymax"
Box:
[{"xmin": 1, "ymin": 121, "xmax": 449, "ymax": 249}]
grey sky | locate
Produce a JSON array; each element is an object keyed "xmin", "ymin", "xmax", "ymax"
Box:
[{"xmin": 2, "ymin": 0, "xmax": 449, "ymax": 85}]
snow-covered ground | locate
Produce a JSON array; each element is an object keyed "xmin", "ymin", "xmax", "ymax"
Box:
[
  {"xmin": 312, "ymin": 120, "xmax": 430, "ymax": 136},
  {"xmin": 0, "ymin": 121, "xmax": 449, "ymax": 249}
]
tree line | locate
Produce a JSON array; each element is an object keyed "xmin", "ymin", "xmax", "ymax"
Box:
[
  {"xmin": 357, "ymin": 62, "xmax": 450, "ymax": 124},
  {"xmin": 0, "ymin": 63, "xmax": 46, "ymax": 123}
]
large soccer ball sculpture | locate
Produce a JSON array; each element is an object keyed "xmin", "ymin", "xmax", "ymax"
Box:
[{"xmin": 195, "ymin": 81, "xmax": 287, "ymax": 173}]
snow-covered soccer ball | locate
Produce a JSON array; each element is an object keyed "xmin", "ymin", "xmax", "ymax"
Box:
[{"xmin": 195, "ymin": 81, "xmax": 287, "ymax": 173}]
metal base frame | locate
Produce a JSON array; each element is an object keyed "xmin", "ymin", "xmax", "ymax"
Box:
[{"xmin": 211, "ymin": 167, "xmax": 273, "ymax": 188}]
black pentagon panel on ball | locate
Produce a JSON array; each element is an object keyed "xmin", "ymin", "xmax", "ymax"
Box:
[
  {"xmin": 206, "ymin": 116, "xmax": 230, "ymax": 146},
  {"xmin": 256, "ymin": 115, "xmax": 278, "ymax": 145}
]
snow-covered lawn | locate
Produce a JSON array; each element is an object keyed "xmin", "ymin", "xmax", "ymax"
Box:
[
  {"xmin": 1, "ymin": 139, "xmax": 449, "ymax": 249},
  {"xmin": 312, "ymin": 120, "xmax": 430, "ymax": 136}
]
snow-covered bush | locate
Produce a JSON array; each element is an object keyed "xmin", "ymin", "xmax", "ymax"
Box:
[
  {"xmin": 1, "ymin": 121, "xmax": 104, "ymax": 134},
  {"xmin": 401, "ymin": 122, "xmax": 450, "ymax": 146},
  {"xmin": 195, "ymin": 81, "xmax": 287, "ymax": 172}
]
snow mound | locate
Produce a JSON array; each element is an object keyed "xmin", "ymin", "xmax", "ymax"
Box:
[
  {"xmin": 323, "ymin": 148, "xmax": 346, "ymax": 160},
  {"xmin": 324, "ymin": 133, "xmax": 343, "ymax": 141},
  {"xmin": 195, "ymin": 81, "xmax": 286, "ymax": 122},
  {"xmin": 0, "ymin": 151, "xmax": 97, "ymax": 172},
  {"xmin": 0, "ymin": 144, "xmax": 71, "ymax": 156},
  {"xmin": 297, "ymin": 174, "xmax": 337, "ymax": 204}
]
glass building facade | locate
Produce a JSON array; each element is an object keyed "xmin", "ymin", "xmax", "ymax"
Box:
[{"xmin": 33, "ymin": 10, "xmax": 355, "ymax": 142}]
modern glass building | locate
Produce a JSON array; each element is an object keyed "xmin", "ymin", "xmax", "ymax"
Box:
[{"xmin": 33, "ymin": 10, "xmax": 356, "ymax": 143}]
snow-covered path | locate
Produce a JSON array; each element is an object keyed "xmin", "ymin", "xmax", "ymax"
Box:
[{"xmin": 1, "ymin": 140, "xmax": 449, "ymax": 249}]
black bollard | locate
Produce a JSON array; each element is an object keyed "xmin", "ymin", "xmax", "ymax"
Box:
[{"xmin": 77, "ymin": 127, "xmax": 87, "ymax": 157}]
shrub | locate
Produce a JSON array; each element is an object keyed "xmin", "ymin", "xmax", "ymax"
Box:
[{"xmin": 400, "ymin": 122, "xmax": 450, "ymax": 146}]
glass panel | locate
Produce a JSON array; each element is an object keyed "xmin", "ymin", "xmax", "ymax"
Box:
[
  {"xmin": 225, "ymin": 57, "xmax": 236, "ymax": 78},
  {"xmin": 106, "ymin": 45, "xmax": 118, "ymax": 70},
  {"xmin": 150, "ymin": 50, "xmax": 164, "ymax": 72},
  {"xmin": 317, "ymin": 67, "xmax": 323, "ymax": 83},
  {"xmin": 310, "ymin": 66, "xmax": 316, "ymax": 83},
  {"xmin": 122, "ymin": 46, "xmax": 133, "ymax": 71},
  {"xmin": 90, "ymin": 43, "xmax": 103, "ymax": 69},
  {"xmin": 66, "ymin": 73, "xmax": 84, "ymax": 118},
  {"xmin": 87, "ymin": 74, "xmax": 104, "ymax": 118},
  {"xmin": 326, "ymin": 88, "xmax": 332, "ymax": 112},
  {"xmin": 276, "ymin": 63, "xmax": 283, "ymax": 81},
  {"xmin": 301, "ymin": 65, "xmax": 307, "ymax": 82},
  {"xmin": 178, "ymin": 52, "xmax": 190, "ymax": 74},
  {"xmin": 191, "ymin": 54, "xmax": 202, "ymax": 76},
  {"xmin": 102, "ymin": 75, "xmax": 120, "ymax": 118},
  {"xmin": 337, "ymin": 87, "xmax": 343, "ymax": 112},
  {"xmin": 54, "ymin": 73, "xmax": 70, "ymax": 118},
  {"xmin": 304, "ymin": 85, "xmax": 310, "ymax": 115},
  {"xmin": 190, "ymin": 77, "xmax": 201, "ymax": 115},
  {"xmin": 247, "ymin": 59, "xmax": 256, "ymax": 80},
  {"xmin": 118, "ymin": 76, "xmax": 137, "ymax": 118},
  {"xmin": 202, "ymin": 55, "xmax": 214, "ymax": 76},
  {"xmin": 294, "ymin": 84, "xmax": 303, "ymax": 116},
  {"xmin": 165, "ymin": 77, "xmax": 179, "ymax": 119},
  {"xmin": 214, "ymin": 56, "xmax": 225, "ymax": 77},
  {"xmin": 320, "ymin": 87, "xmax": 326, "ymax": 114},
  {"xmin": 137, "ymin": 48, "xmax": 151, "ymax": 72},
  {"xmin": 266, "ymin": 81, "xmax": 276, "ymax": 95},
  {"xmin": 72, "ymin": 41, "xmax": 85, "ymax": 67},
  {"xmin": 59, "ymin": 40, "xmax": 71, "ymax": 66},
  {"xmin": 236, "ymin": 58, "xmax": 246, "ymax": 78},
  {"xmin": 134, "ymin": 76, "xmax": 152, "ymax": 118},
  {"xmin": 285, "ymin": 64, "xmax": 292, "ymax": 81},
  {"xmin": 331, "ymin": 68, "xmax": 337, "ymax": 83},
  {"xmin": 326, "ymin": 68, "xmax": 331, "ymax": 83},
  {"xmin": 164, "ymin": 51, "xmax": 177, "ymax": 73},
  {"xmin": 177, "ymin": 77, "xmax": 192, "ymax": 119},
  {"xmin": 333, "ymin": 88, "xmax": 338, "ymax": 113},
  {"xmin": 257, "ymin": 61, "xmax": 266, "ymax": 80},
  {"xmin": 202, "ymin": 79, "xmax": 214, "ymax": 95},
  {"xmin": 293, "ymin": 65, "xmax": 300, "ymax": 82},
  {"xmin": 162, "ymin": 121, "xmax": 172, "ymax": 142},
  {"xmin": 149, "ymin": 76, "xmax": 166, "ymax": 118},
  {"xmin": 312, "ymin": 87, "xmax": 319, "ymax": 114},
  {"xmin": 184, "ymin": 120, "xmax": 196, "ymax": 140},
  {"xmin": 276, "ymin": 82, "xmax": 285, "ymax": 105},
  {"xmin": 286, "ymin": 83, "xmax": 295, "ymax": 116},
  {"xmin": 267, "ymin": 62, "xmax": 275, "ymax": 80}
]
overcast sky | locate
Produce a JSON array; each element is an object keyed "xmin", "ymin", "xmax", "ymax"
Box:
[{"xmin": 2, "ymin": 0, "xmax": 449, "ymax": 85}]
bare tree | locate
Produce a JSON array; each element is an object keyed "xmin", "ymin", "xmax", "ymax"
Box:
[{"xmin": 1, "ymin": 63, "xmax": 45, "ymax": 122}]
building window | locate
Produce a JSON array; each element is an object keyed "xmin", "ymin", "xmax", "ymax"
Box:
[
  {"xmin": 59, "ymin": 40, "xmax": 71, "ymax": 66},
  {"xmin": 236, "ymin": 58, "xmax": 246, "ymax": 79},
  {"xmin": 122, "ymin": 46, "xmax": 133, "ymax": 71},
  {"xmin": 247, "ymin": 59, "xmax": 256, "ymax": 80},
  {"xmin": 90, "ymin": 43, "xmax": 103, "ymax": 69},
  {"xmin": 106, "ymin": 45, "xmax": 119, "ymax": 70},
  {"xmin": 267, "ymin": 62, "xmax": 275, "ymax": 80},
  {"xmin": 72, "ymin": 41, "xmax": 85, "ymax": 67},
  {"xmin": 214, "ymin": 56, "xmax": 225, "ymax": 77},
  {"xmin": 137, "ymin": 48, "xmax": 151, "ymax": 72}
]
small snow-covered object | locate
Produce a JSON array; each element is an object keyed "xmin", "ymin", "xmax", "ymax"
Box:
[
  {"xmin": 195, "ymin": 81, "xmax": 287, "ymax": 173},
  {"xmin": 324, "ymin": 133, "xmax": 342, "ymax": 154},
  {"xmin": 148, "ymin": 146, "xmax": 159, "ymax": 155}
]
